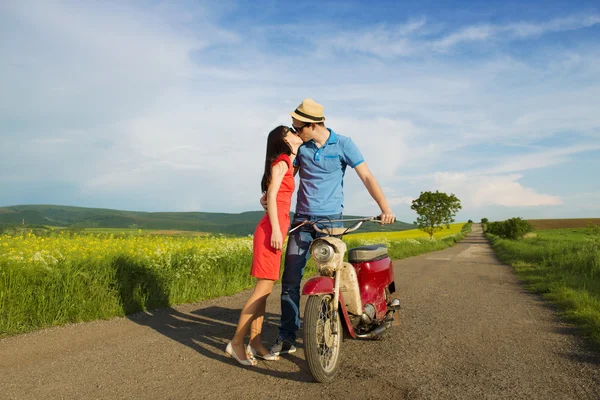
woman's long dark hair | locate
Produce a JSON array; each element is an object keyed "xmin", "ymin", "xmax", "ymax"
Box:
[{"xmin": 261, "ymin": 125, "xmax": 292, "ymax": 193}]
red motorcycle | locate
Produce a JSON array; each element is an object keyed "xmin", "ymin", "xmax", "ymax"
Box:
[{"xmin": 292, "ymin": 217, "xmax": 401, "ymax": 383}]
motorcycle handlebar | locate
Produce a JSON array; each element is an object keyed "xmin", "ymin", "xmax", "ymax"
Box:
[
  {"xmin": 288, "ymin": 216, "xmax": 383, "ymax": 235},
  {"xmin": 312, "ymin": 220, "xmax": 364, "ymax": 235}
]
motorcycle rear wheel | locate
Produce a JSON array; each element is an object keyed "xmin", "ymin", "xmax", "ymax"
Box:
[{"xmin": 304, "ymin": 294, "xmax": 342, "ymax": 383}]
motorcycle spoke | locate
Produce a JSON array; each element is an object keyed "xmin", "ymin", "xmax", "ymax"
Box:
[{"xmin": 313, "ymin": 296, "xmax": 338, "ymax": 371}]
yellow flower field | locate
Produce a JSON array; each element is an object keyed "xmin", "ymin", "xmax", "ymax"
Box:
[
  {"xmin": 348, "ymin": 223, "xmax": 464, "ymax": 241},
  {"xmin": 0, "ymin": 231, "xmax": 252, "ymax": 270}
]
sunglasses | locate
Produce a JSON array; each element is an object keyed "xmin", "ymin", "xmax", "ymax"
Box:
[{"xmin": 290, "ymin": 123, "xmax": 310, "ymax": 134}]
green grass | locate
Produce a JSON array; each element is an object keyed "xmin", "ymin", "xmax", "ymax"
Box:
[
  {"xmin": 487, "ymin": 228, "xmax": 600, "ymax": 346},
  {"xmin": 0, "ymin": 233, "xmax": 257, "ymax": 336}
]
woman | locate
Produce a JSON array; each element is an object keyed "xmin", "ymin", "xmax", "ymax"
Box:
[{"xmin": 226, "ymin": 125, "xmax": 303, "ymax": 366}]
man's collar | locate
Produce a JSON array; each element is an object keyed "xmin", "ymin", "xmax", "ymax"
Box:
[{"xmin": 326, "ymin": 128, "xmax": 338, "ymax": 144}]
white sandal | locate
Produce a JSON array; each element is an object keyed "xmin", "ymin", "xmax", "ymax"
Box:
[
  {"xmin": 226, "ymin": 342, "xmax": 257, "ymax": 366},
  {"xmin": 247, "ymin": 345, "xmax": 280, "ymax": 361}
]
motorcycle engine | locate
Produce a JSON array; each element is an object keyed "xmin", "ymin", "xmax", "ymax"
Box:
[{"xmin": 360, "ymin": 303, "xmax": 376, "ymax": 325}]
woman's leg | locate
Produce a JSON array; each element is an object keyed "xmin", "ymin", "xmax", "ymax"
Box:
[
  {"xmin": 249, "ymin": 282, "xmax": 274, "ymax": 355},
  {"xmin": 230, "ymin": 279, "xmax": 275, "ymax": 359}
]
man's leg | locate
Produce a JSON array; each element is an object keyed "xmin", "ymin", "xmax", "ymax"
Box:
[
  {"xmin": 273, "ymin": 214, "xmax": 342, "ymax": 354},
  {"xmin": 277, "ymin": 224, "xmax": 312, "ymax": 344}
]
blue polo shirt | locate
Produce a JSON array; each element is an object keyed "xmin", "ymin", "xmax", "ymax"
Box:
[{"xmin": 294, "ymin": 129, "xmax": 364, "ymax": 215}]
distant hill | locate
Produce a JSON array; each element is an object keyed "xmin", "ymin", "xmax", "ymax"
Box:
[{"xmin": 0, "ymin": 205, "xmax": 416, "ymax": 236}]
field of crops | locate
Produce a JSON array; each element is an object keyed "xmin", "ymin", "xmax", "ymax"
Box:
[
  {"xmin": 527, "ymin": 218, "xmax": 600, "ymax": 230},
  {"xmin": 0, "ymin": 223, "xmax": 470, "ymax": 336}
]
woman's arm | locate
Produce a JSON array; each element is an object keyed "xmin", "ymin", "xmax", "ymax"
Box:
[{"xmin": 267, "ymin": 160, "xmax": 289, "ymax": 250}]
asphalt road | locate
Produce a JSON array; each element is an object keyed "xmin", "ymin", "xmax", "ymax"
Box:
[{"xmin": 1, "ymin": 225, "xmax": 599, "ymax": 399}]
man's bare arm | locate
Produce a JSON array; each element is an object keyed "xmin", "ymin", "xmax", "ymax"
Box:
[{"xmin": 354, "ymin": 162, "xmax": 395, "ymax": 224}]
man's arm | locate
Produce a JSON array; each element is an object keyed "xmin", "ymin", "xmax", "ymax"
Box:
[{"xmin": 354, "ymin": 162, "xmax": 395, "ymax": 224}]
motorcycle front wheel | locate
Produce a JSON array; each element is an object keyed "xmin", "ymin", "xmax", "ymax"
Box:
[{"xmin": 303, "ymin": 294, "xmax": 342, "ymax": 383}]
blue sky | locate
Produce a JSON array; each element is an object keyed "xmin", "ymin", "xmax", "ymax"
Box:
[{"xmin": 1, "ymin": 0, "xmax": 599, "ymax": 223}]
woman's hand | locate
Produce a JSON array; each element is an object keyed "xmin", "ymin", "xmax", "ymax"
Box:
[{"xmin": 270, "ymin": 230, "xmax": 284, "ymax": 251}]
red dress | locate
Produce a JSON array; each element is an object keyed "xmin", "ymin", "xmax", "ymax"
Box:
[{"xmin": 251, "ymin": 154, "xmax": 295, "ymax": 280}]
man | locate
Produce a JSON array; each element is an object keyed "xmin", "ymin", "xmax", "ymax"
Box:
[{"xmin": 265, "ymin": 98, "xmax": 396, "ymax": 355}]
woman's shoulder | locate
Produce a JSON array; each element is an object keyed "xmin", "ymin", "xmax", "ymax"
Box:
[{"xmin": 272, "ymin": 153, "xmax": 292, "ymax": 169}]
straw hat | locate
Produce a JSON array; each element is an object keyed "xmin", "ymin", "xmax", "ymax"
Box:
[{"xmin": 289, "ymin": 98, "xmax": 326, "ymax": 123}]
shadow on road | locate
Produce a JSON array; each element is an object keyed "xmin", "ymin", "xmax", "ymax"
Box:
[
  {"xmin": 127, "ymin": 305, "xmax": 313, "ymax": 382},
  {"xmin": 110, "ymin": 254, "xmax": 313, "ymax": 381},
  {"xmin": 553, "ymin": 326, "xmax": 600, "ymax": 365},
  {"xmin": 111, "ymin": 256, "xmax": 171, "ymax": 314}
]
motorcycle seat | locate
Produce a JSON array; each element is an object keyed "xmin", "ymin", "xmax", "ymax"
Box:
[{"xmin": 348, "ymin": 244, "xmax": 388, "ymax": 263}]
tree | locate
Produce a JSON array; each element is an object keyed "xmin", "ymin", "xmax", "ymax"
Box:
[
  {"xmin": 481, "ymin": 218, "xmax": 489, "ymax": 224},
  {"xmin": 486, "ymin": 217, "xmax": 532, "ymax": 239},
  {"xmin": 411, "ymin": 191, "xmax": 462, "ymax": 239}
]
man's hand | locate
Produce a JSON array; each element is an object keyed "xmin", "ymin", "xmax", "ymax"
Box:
[
  {"xmin": 378, "ymin": 210, "xmax": 396, "ymax": 225},
  {"xmin": 259, "ymin": 193, "xmax": 267, "ymax": 212}
]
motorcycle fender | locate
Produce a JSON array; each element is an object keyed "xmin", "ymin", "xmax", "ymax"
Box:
[
  {"xmin": 302, "ymin": 276, "xmax": 334, "ymax": 295},
  {"xmin": 302, "ymin": 277, "xmax": 357, "ymax": 339}
]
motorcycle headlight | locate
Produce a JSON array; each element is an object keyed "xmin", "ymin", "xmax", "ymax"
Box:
[{"xmin": 311, "ymin": 241, "xmax": 335, "ymax": 263}]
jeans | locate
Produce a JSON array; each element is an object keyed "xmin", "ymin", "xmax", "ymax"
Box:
[{"xmin": 278, "ymin": 213, "xmax": 343, "ymax": 342}]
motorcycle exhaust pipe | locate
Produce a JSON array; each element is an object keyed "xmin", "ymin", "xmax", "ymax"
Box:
[{"xmin": 355, "ymin": 320, "xmax": 393, "ymax": 339}]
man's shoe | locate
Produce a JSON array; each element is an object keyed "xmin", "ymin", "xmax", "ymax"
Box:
[{"xmin": 270, "ymin": 338, "xmax": 297, "ymax": 356}]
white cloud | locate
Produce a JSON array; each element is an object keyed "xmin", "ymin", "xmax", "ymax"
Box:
[
  {"xmin": 319, "ymin": 18, "xmax": 427, "ymax": 57},
  {"xmin": 332, "ymin": 117, "xmax": 420, "ymax": 179},
  {"xmin": 0, "ymin": 1, "xmax": 240, "ymax": 129},
  {"xmin": 508, "ymin": 15, "xmax": 600, "ymax": 37},
  {"xmin": 432, "ymin": 25, "xmax": 495, "ymax": 50},
  {"xmin": 387, "ymin": 196, "xmax": 415, "ymax": 206},
  {"xmin": 432, "ymin": 15, "xmax": 600, "ymax": 51},
  {"xmin": 433, "ymin": 172, "xmax": 563, "ymax": 208},
  {"xmin": 476, "ymin": 144, "xmax": 600, "ymax": 175},
  {"xmin": 310, "ymin": 14, "xmax": 600, "ymax": 57}
]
